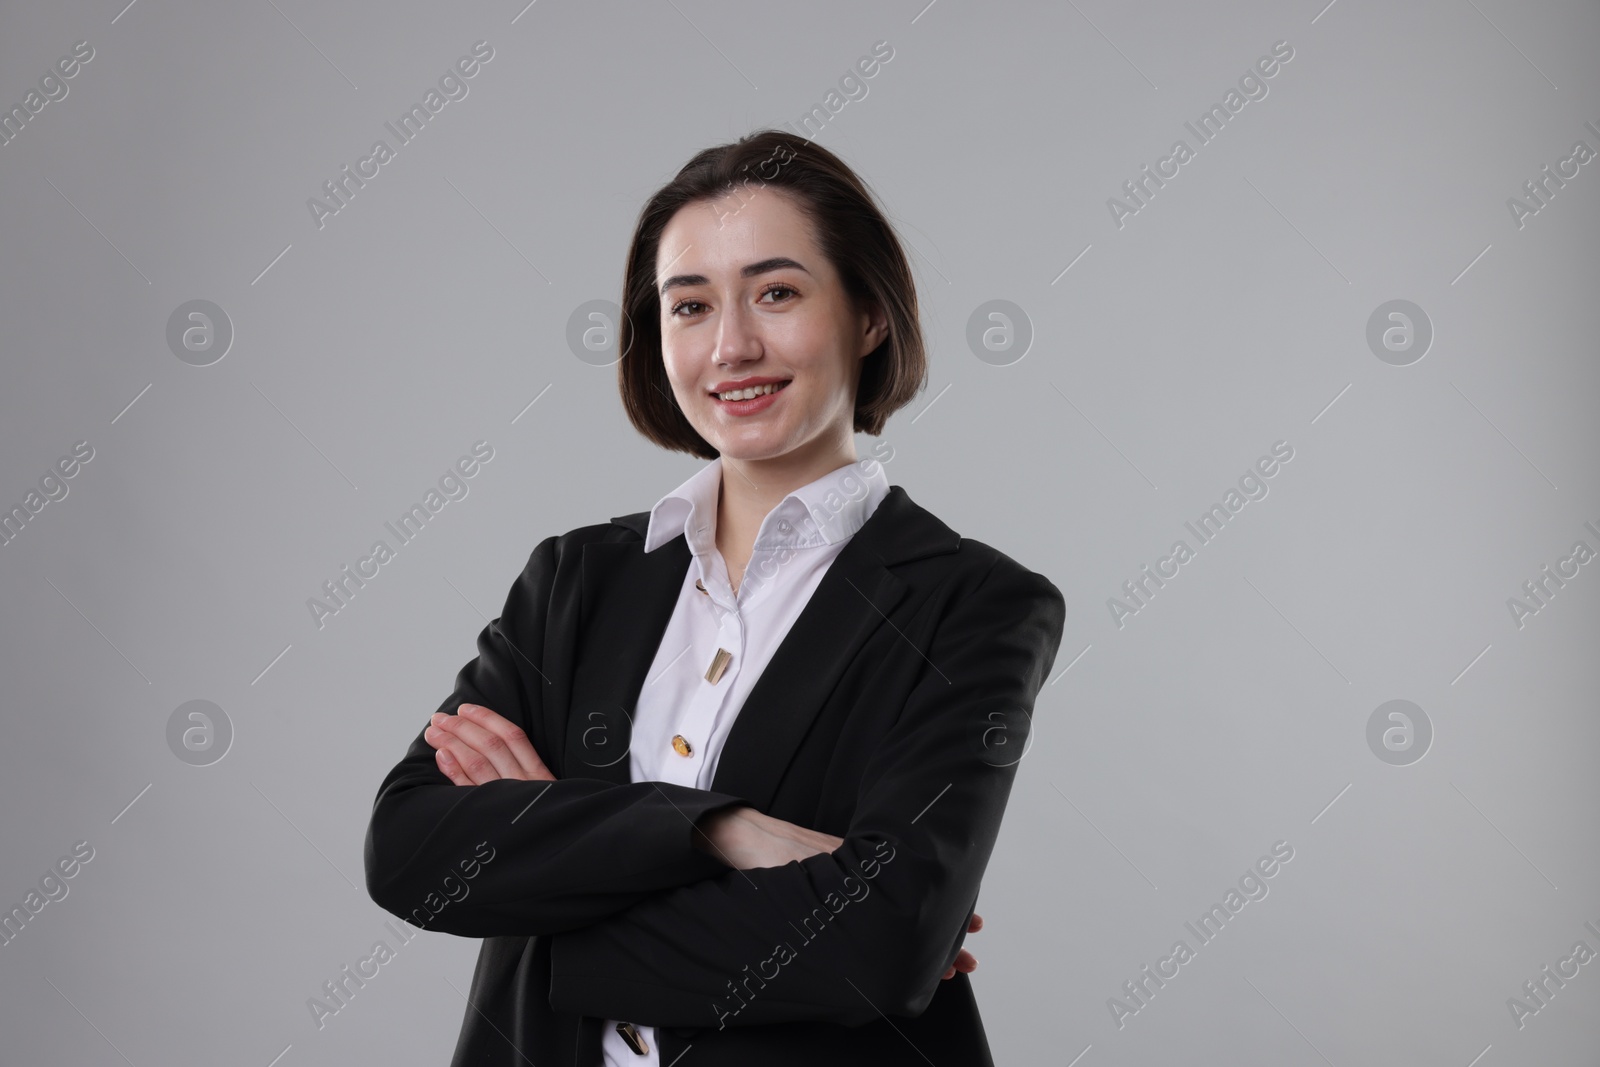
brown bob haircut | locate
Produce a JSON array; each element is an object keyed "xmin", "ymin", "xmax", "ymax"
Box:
[{"xmin": 617, "ymin": 129, "xmax": 927, "ymax": 459}]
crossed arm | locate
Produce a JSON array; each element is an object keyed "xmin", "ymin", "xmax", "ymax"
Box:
[
  {"xmin": 423, "ymin": 700, "xmax": 982, "ymax": 982},
  {"xmin": 364, "ymin": 535, "xmax": 1064, "ymax": 1027}
]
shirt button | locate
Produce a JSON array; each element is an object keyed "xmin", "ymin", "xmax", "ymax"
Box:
[{"xmin": 671, "ymin": 734, "xmax": 693, "ymax": 757}]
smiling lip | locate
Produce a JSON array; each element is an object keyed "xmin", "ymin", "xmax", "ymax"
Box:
[
  {"xmin": 708, "ymin": 375, "xmax": 791, "ymax": 396},
  {"xmin": 712, "ymin": 379, "xmax": 789, "ymax": 416}
]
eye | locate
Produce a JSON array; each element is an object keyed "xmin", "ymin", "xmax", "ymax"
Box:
[{"xmin": 669, "ymin": 285, "xmax": 796, "ymax": 318}]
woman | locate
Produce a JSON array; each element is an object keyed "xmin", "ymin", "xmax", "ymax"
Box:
[{"xmin": 363, "ymin": 129, "xmax": 1066, "ymax": 1066}]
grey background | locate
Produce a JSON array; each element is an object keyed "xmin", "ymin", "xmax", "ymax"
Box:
[{"xmin": 2, "ymin": 0, "xmax": 1597, "ymax": 1064}]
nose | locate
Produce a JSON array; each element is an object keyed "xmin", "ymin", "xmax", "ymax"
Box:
[{"xmin": 715, "ymin": 298, "xmax": 763, "ymax": 368}]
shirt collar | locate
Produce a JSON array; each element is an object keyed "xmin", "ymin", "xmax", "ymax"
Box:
[{"xmin": 643, "ymin": 455, "xmax": 890, "ymax": 555}]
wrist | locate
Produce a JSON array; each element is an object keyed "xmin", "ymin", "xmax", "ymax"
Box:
[{"xmin": 693, "ymin": 804, "xmax": 754, "ymax": 857}]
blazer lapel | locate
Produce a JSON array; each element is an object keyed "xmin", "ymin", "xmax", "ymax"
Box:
[
  {"xmin": 562, "ymin": 533, "xmax": 691, "ymax": 783},
  {"xmin": 707, "ymin": 522, "xmax": 906, "ymax": 811},
  {"xmin": 565, "ymin": 485, "xmax": 959, "ymax": 813}
]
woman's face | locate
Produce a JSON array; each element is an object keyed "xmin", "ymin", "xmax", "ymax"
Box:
[{"xmin": 656, "ymin": 187, "xmax": 886, "ymax": 465}]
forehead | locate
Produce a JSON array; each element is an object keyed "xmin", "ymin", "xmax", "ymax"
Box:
[{"xmin": 656, "ymin": 187, "xmax": 820, "ymax": 280}]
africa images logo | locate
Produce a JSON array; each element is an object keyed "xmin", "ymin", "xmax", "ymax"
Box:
[{"xmin": 306, "ymin": 41, "xmax": 495, "ymax": 230}]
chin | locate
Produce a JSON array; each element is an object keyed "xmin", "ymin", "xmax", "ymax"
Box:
[{"xmin": 710, "ymin": 436, "xmax": 795, "ymax": 463}]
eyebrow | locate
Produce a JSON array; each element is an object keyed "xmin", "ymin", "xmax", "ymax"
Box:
[{"xmin": 659, "ymin": 257, "xmax": 811, "ymax": 295}]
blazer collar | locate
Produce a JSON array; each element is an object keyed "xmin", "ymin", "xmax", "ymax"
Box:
[{"xmin": 562, "ymin": 484, "xmax": 959, "ymax": 813}]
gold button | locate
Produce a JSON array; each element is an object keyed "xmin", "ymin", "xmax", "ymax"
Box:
[
  {"xmin": 672, "ymin": 734, "xmax": 693, "ymax": 757},
  {"xmin": 616, "ymin": 1021, "xmax": 649, "ymax": 1054}
]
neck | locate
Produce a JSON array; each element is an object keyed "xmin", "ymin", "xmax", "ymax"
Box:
[{"xmin": 714, "ymin": 437, "xmax": 856, "ymax": 570}]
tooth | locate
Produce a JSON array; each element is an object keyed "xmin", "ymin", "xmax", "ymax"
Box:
[{"xmin": 718, "ymin": 382, "xmax": 783, "ymax": 400}]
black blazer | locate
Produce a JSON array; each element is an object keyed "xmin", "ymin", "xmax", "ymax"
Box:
[{"xmin": 363, "ymin": 482, "xmax": 1066, "ymax": 1066}]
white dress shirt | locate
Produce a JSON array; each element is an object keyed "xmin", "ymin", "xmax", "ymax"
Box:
[{"xmin": 601, "ymin": 454, "xmax": 890, "ymax": 1066}]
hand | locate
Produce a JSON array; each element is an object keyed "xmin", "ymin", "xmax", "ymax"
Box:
[
  {"xmin": 691, "ymin": 809, "xmax": 980, "ymax": 982},
  {"xmin": 691, "ymin": 806, "xmax": 843, "ymax": 870},
  {"xmin": 424, "ymin": 703, "xmax": 557, "ymax": 785},
  {"xmin": 942, "ymin": 912, "xmax": 981, "ymax": 981}
]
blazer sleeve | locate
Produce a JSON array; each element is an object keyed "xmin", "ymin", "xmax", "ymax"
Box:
[
  {"xmin": 362, "ymin": 533, "xmax": 752, "ymax": 939},
  {"xmin": 546, "ymin": 554, "xmax": 1067, "ymax": 1027}
]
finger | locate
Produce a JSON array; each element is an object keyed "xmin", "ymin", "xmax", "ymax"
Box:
[
  {"xmin": 434, "ymin": 746, "xmax": 474, "ymax": 786},
  {"xmin": 968, "ymin": 912, "xmax": 983, "ymax": 933},
  {"xmin": 432, "ymin": 709, "xmax": 534, "ymax": 781},
  {"xmin": 425, "ymin": 724, "xmax": 504, "ymax": 785},
  {"xmin": 943, "ymin": 949, "xmax": 979, "ymax": 981},
  {"xmin": 457, "ymin": 704, "xmax": 555, "ymax": 779}
]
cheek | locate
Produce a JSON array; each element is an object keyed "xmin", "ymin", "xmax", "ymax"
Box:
[{"xmin": 659, "ymin": 347, "xmax": 691, "ymax": 387}]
